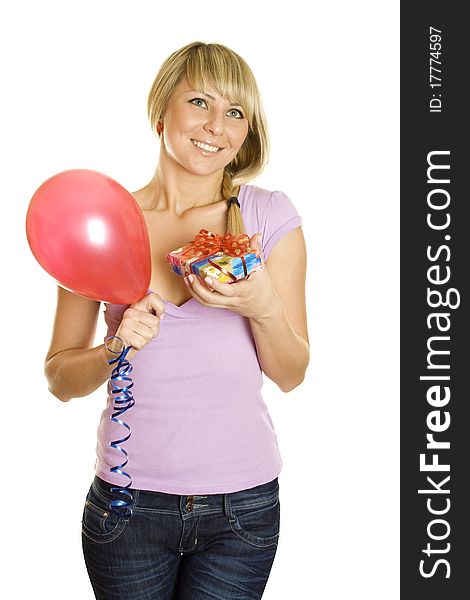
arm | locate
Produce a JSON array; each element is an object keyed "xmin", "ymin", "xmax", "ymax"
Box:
[
  {"xmin": 44, "ymin": 286, "xmax": 165, "ymax": 403},
  {"xmin": 248, "ymin": 226, "xmax": 309, "ymax": 392},
  {"xmin": 44, "ymin": 286, "xmax": 117, "ymax": 402},
  {"xmin": 183, "ymin": 226, "xmax": 310, "ymax": 392}
]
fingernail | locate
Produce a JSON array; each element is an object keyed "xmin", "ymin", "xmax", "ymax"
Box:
[
  {"xmin": 160, "ymin": 312, "xmax": 165, "ymax": 319},
  {"xmin": 205, "ymin": 276, "xmax": 212, "ymax": 284},
  {"xmin": 188, "ymin": 275, "xmax": 194, "ymax": 283}
]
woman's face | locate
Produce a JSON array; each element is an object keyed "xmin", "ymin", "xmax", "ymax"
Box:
[{"xmin": 160, "ymin": 75, "xmax": 249, "ymax": 177}]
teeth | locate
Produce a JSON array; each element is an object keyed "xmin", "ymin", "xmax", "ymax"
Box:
[{"xmin": 193, "ymin": 140, "xmax": 220, "ymax": 152}]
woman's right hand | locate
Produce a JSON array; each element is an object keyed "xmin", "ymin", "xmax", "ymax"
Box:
[{"xmin": 106, "ymin": 292, "xmax": 165, "ymax": 361}]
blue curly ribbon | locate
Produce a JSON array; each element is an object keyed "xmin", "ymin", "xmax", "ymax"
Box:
[{"xmin": 105, "ymin": 335, "xmax": 135, "ymax": 517}]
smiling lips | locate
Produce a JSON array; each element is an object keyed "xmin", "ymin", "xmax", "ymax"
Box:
[{"xmin": 191, "ymin": 139, "xmax": 222, "ymax": 153}]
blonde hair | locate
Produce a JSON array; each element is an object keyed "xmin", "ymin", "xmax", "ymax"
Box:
[{"xmin": 147, "ymin": 41, "xmax": 270, "ymax": 234}]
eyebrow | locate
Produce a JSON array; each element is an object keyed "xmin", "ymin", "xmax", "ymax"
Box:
[{"xmin": 184, "ymin": 89, "xmax": 242, "ymax": 107}]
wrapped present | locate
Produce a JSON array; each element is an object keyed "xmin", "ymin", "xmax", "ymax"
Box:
[{"xmin": 166, "ymin": 229, "xmax": 263, "ymax": 287}]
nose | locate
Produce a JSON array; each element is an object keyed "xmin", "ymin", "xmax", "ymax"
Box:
[{"xmin": 203, "ymin": 110, "xmax": 224, "ymax": 136}]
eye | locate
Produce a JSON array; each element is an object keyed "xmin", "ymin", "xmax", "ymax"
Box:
[
  {"xmin": 190, "ymin": 98, "xmax": 207, "ymax": 108},
  {"xmin": 227, "ymin": 108, "xmax": 244, "ymax": 119}
]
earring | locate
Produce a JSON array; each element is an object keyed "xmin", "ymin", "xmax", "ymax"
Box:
[{"xmin": 156, "ymin": 121, "xmax": 163, "ymax": 135}]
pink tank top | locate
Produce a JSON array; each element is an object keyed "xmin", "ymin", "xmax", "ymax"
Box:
[{"xmin": 94, "ymin": 184, "xmax": 303, "ymax": 494}]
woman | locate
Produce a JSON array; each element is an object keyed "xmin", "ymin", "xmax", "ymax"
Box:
[{"xmin": 45, "ymin": 41, "xmax": 309, "ymax": 599}]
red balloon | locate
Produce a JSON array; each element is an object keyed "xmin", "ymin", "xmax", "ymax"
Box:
[{"xmin": 26, "ymin": 169, "xmax": 151, "ymax": 304}]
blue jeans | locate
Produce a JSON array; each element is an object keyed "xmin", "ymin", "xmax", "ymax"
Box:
[{"xmin": 81, "ymin": 475, "xmax": 280, "ymax": 599}]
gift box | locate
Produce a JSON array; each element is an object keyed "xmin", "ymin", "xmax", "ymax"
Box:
[{"xmin": 166, "ymin": 229, "xmax": 263, "ymax": 286}]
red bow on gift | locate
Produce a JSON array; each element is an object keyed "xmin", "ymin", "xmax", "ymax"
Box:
[{"xmin": 180, "ymin": 229, "xmax": 257, "ymax": 261}]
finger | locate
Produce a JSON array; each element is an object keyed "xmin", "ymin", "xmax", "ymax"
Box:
[
  {"xmin": 249, "ymin": 232, "xmax": 264, "ymax": 267},
  {"xmin": 139, "ymin": 310, "xmax": 164, "ymax": 327},
  {"xmin": 202, "ymin": 276, "xmax": 235, "ymax": 296},
  {"xmin": 125, "ymin": 323, "xmax": 159, "ymax": 350},
  {"xmin": 185, "ymin": 274, "xmax": 225, "ymax": 304},
  {"xmin": 256, "ymin": 234, "xmax": 265, "ymax": 267},
  {"xmin": 124, "ymin": 307, "xmax": 162, "ymax": 329},
  {"xmin": 132, "ymin": 292, "xmax": 164, "ymax": 314},
  {"xmin": 249, "ymin": 231, "xmax": 260, "ymax": 247},
  {"xmin": 146, "ymin": 292, "xmax": 165, "ymax": 318}
]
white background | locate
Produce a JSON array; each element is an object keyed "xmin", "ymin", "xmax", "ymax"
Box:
[{"xmin": 1, "ymin": 1, "xmax": 399, "ymax": 598}]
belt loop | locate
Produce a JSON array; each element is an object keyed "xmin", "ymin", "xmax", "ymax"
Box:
[
  {"xmin": 132, "ymin": 489, "xmax": 140, "ymax": 511},
  {"xmin": 223, "ymin": 492, "xmax": 236, "ymax": 523}
]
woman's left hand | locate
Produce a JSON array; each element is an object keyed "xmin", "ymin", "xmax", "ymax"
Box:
[{"xmin": 183, "ymin": 233, "xmax": 281, "ymax": 321}]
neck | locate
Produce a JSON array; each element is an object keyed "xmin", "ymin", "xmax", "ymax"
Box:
[{"xmin": 143, "ymin": 149, "xmax": 226, "ymax": 215}]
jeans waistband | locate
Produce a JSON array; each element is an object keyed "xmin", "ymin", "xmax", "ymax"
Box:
[{"xmin": 92, "ymin": 475, "xmax": 279, "ymax": 519}]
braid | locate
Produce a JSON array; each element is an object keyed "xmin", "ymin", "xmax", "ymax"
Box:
[{"xmin": 222, "ymin": 169, "xmax": 246, "ymax": 235}]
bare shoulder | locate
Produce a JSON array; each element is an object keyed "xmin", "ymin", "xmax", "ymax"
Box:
[
  {"xmin": 130, "ymin": 186, "xmax": 153, "ymax": 211},
  {"xmin": 45, "ymin": 286, "xmax": 102, "ymax": 363}
]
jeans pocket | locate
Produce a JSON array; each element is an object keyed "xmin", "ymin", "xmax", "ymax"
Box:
[
  {"xmin": 81, "ymin": 481, "xmax": 132, "ymax": 544},
  {"xmin": 229, "ymin": 494, "xmax": 280, "ymax": 548}
]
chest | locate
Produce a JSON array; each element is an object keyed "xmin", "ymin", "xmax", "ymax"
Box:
[{"xmin": 144, "ymin": 208, "xmax": 229, "ymax": 307}]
